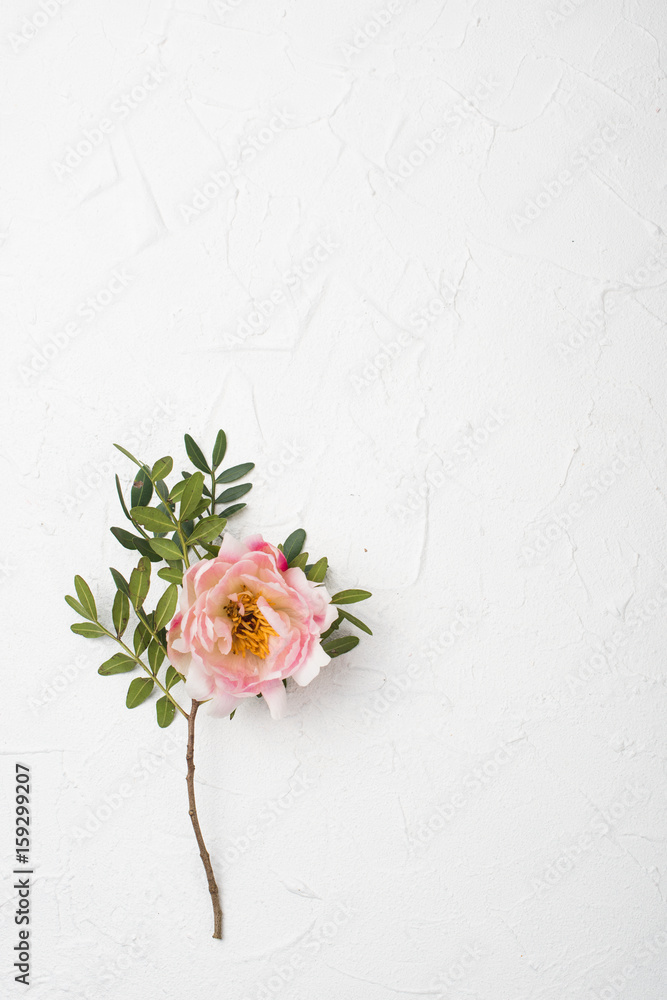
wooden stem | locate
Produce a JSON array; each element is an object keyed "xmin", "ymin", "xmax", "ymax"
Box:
[{"xmin": 186, "ymin": 699, "xmax": 223, "ymax": 939}]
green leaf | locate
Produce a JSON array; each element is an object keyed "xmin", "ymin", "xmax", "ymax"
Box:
[
  {"xmin": 148, "ymin": 640, "xmax": 165, "ymax": 674},
  {"xmin": 98, "ymin": 652, "xmax": 136, "ymax": 675},
  {"xmin": 152, "ymin": 456, "xmax": 173, "ymax": 480},
  {"xmin": 339, "ymin": 609, "xmax": 373, "ymax": 635},
  {"xmin": 220, "ymin": 503, "xmax": 246, "ymax": 518},
  {"xmin": 290, "ymin": 551, "xmax": 309, "ymax": 571},
  {"xmin": 110, "ymin": 526, "xmax": 139, "ymax": 550},
  {"xmin": 110, "ymin": 567, "xmax": 131, "ymax": 596},
  {"xmin": 169, "ymin": 479, "xmax": 188, "ymax": 502},
  {"xmin": 157, "ymin": 565, "xmax": 183, "ymax": 585},
  {"xmin": 154, "ymin": 479, "xmax": 170, "ymax": 502},
  {"xmin": 129, "ymin": 557, "xmax": 151, "ymax": 609},
  {"xmin": 74, "ymin": 576, "xmax": 97, "ymax": 620},
  {"xmin": 131, "ymin": 470, "xmax": 153, "ymax": 508},
  {"xmin": 320, "ymin": 611, "xmax": 342, "ymax": 641},
  {"xmin": 283, "ymin": 529, "xmax": 306, "ymax": 564},
  {"xmin": 307, "ymin": 557, "xmax": 328, "ymax": 583},
  {"xmin": 331, "ymin": 589, "xmax": 372, "ymax": 605},
  {"xmin": 133, "ymin": 536, "xmax": 163, "ymax": 562},
  {"xmin": 126, "ymin": 677, "xmax": 154, "ymax": 708},
  {"xmin": 156, "ymin": 696, "xmax": 176, "ymax": 728},
  {"xmin": 218, "ymin": 482, "xmax": 252, "ymax": 504},
  {"xmin": 133, "ymin": 620, "xmax": 151, "ymax": 656},
  {"xmin": 186, "ymin": 516, "xmax": 226, "ymax": 546},
  {"xmin": 115, "ymin": 474, "xmax": 133, "ymax": 522},
  {"xmin": 321, "ymin": 634, "xmax": 360, "ymax": 657},
  {"xmin": 71, "ymin": 621, "xmax": 106, "ymax": 638},
  {"xmin": 198, "ymin": 542, "xmax": 221, "ymax": 558},
  {"xmin": 114, "ymin": 443, "xmax": 144, "ymax": 468},
  {"xmin": 149, "ymin": 536, "xmax": 184, "ymax": 561},
  {"xmin": 166, "ymin": 665, "xmax": 183, "ymax": 690},
  {"xmin": 154, "ymin": 584, "xmax": 178, "ymax": 631},
  {"xmin": 65, "ymin": 594, "xmax": 88, "ymax": 618},
  {"xmin": 229, "ymin": 709, "xmax": 236, "ymax": 720},
  {"xmin": 112, "ymin": 590, "xmax": 131, "ymax": 637},
  {"xmin": 130, "ymin": 506, "xmax": 174, "ymax": 533},
  {"xmin": 212, "ymin": 429, "xmax": 227, "ymax": 468},
  {"xmin": 186, "ymin": 498, "xmax": 211, "ymax": 521},
  {"xmin": 180, "ymin": 471, "xmax": 205, "ymax": 520},
  {"xmin": 216, "ymin": 462, "xmax": 255, "ymax": 484},
  {"xmin": 184, "ymin": 434, "xmax": 210, "ymax": 473}
]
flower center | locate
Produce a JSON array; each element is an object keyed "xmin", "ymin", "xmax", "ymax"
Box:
[{"xmin": 224, "ymin": 590, "xmax": 277, "ymax": 659}]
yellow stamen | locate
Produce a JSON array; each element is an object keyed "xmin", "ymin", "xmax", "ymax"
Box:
[{"xmin": 225, "ymin": 590, "xmax": 277, "ymax": 659}]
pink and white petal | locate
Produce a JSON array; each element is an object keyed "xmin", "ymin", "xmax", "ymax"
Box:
[
  {"xmin": 192, "ymin": 558, "xmax": 229, "ymax": 596},
  {"xmin": 291, "ymin": 641, "xmax": 331, "ymax": 687},
  {"xmin": 205, "ymin": 689, "xmax": 243, "ymax": 718},
  {"xmin": 244, "ymin": 534, "xmax": 267, "ymax": 552},
  {"xmin": 256, "ymin": 597, "xmax": 291, "ymax": 637},
  {"xmin": 166, "ymin": 643, "xmax": 191, "ymax": 672},
  {"xmin": 260, "ymin": 679, "xmax": 288, "ymax": 719},
  {"xmin": 320, "ymin": 596, "xmax": 339, "ymax": 631},
  {"xmin": 183, "ymin": 657, "xmax": 215, "ymax": 701},
  {"xmin": 217, "ymin": 534, "xmax": 250, "ymax": 563}
]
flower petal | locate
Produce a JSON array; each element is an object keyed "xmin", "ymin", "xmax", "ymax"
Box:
[
  {"xmin": 205, "ymin": 689, "xmax": 243, "ymax": 718},
  {"xmin": 260, "ymin": 679, "xmax": 288, "ymax": 719},
  {"xmin": 183, "ymin": 656, "xmax": 215, "ymax": 701},
  {"xmin": 291, "ymin": 641, "xmax": 331, "ymax": 687}
]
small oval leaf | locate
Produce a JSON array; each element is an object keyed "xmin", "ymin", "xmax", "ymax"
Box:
[
  {"xmin": 71, "ymin": 621, "xmax": 106, "ymax": 638},
  {"xmin": 321, "ymin": 634, "xmax": 360, "ymax": 657},
  {"xmin": 131, "ymin": 470, "xmax": 153, "ymax": 508},
  {"xmin": 98, "ymin": 652, "xmax": 136, "ymax": 675},
  {"xmin": 220, "ymin": 503, "xmax": 246, "ymax": 518},
  {"xmin": 131, "ymin": 506, "xmax": 173, "ymax": 533},
  {"xmin": 112, "ymin": 590, "xmax": 131, "ymax": 638},
  {"xmin": 133, "ymin": 620, "xmax": 151, "ymax": 656},
  {"xmin": 330, "ymin": 589, "xmax": 372, "ymax": 605},
  {"xmin": 152, "ymin": 456, "xmax": 173, "ymax": 480},
  {"xmin": 110, "ymin": 526, "xmax": 140, "ymax": 550},
  {"xmin": 156, "ymin": 696, "xmax": 176, "ymax": 728},
  {"xmin": 307, "ymin": 557, "xmax": 328, "ymax": 583},
  {"xmin": 212, "ymin": 429, "xmax": 227, "ymax": 468},
  {"xmin": 74, "ymin": 576, "xmax": 97, "ymax": 620},
  {"xmin": 166, "ymin": 665, "xmax": 183, "ymax": 690},
  {"xmin": 339, "ymin": 609, "xmax": 372, "ymax": 635},
  {"xmin": 155, "ymin": 584, "xmax": 178, "ymax": 631},
  {"xmin": 215, "ymin": 462, "xmax": 255, "ymax": 484},
  {"xmin": 217, "ymin": 482, "xmax": 252, "ymax": 504},
  {"xmin": 109, "ymin": 567, "xmax": 131, "ymax": 596},
  {"xmin": 126, "ymin": 677, "xmax": 154, "ymax": 708},
  {"xmin": 149, "ymin": 537, "xmax": 184, "ymax": 561},
  {"xmin": 283, "ymin": 529, "xmax": 306, "ymax": 564},
  {"xmin": 186, "ymin": 516, "xmax": 226, "ymax": 546},
  {"xmin": 157, "ymin": 566, "xmax": 183, "ymax": 585},
  {"xmin": 184, "ymin": 434, "xmax": 210, "ymax": 473},
  {"xmin": 180, "ymin": 471, "xmax": 206, "ymax": 520}
]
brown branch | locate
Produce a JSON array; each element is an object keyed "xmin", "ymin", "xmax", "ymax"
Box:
[{"xmin": 186, "ymin": 699, "xmax": 223, "ymax": 939}]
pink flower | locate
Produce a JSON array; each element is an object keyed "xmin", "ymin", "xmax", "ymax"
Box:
[{"xmin": 167, "ymin": 534, "xmax": 338, "ymax": 719}]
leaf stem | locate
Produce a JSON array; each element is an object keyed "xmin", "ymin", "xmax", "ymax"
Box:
[
  {"xmin": 186, "ymin": 700, "xmax": 223, "ymax": 939},
  {"xmin": 176, "ymin": 525, "xmax": 191, "ymax": 568},
  {"xmin": 99, "ymin": 624, "xmax": 188, "ymax": 719}
]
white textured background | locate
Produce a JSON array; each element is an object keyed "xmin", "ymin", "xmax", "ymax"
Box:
[{"xmin": 2, "ymin": 1, "xmax": 667, "ymax": 997}]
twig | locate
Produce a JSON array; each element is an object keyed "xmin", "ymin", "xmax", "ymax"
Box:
[{"xmin": 186, "ymin": 700, "xmax": 223, "ymax": 938}]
